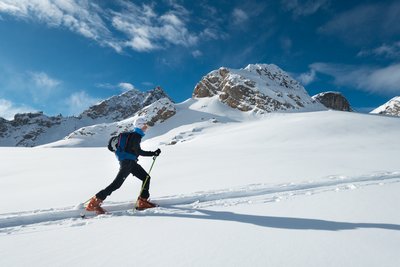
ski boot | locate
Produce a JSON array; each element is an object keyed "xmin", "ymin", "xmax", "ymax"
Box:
[
  {"xmin": 135, "ymin": 197, "xmax": 158, "ymax": 210},
  {"xmin": 86, "ymin": 196, "xmax": 106, "ymax": 214}
]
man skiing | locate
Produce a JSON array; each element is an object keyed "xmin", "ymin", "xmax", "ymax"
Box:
[{"xmin": 86, "ymin": 117, "xmax": 161, "ymax": 214}]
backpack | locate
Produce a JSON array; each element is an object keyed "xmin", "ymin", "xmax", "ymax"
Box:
[
  {"xmin": 107, "ymin": 135, "xmax": 119, "ymax": 152},
  {"xmin": 107, "ymin": 132, "xmax": 133, "ymax": 152}
]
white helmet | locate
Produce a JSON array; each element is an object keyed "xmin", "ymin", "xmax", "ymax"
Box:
[{"xmin": 133, "ymin": 117, "xmax": 147, "ymax": 129}]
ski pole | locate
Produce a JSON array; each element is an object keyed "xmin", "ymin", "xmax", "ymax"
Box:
[{"xmin": 138, "ymin": 156, "xmax": 157, "ymax": 198}]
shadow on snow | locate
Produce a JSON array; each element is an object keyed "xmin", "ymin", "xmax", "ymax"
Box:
[{"xmin": 136, "ymin": 207, "xmax": 400, "ymax": 232}]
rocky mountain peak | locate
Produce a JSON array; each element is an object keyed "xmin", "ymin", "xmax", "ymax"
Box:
[
  {"xmin": 371, "ymin": 96, "xmax": 400, "ymax": 117},
  {"xmin": 312, "ymin": 91, "xmax": 352, "ymax": 112},
  {"xmin": 81, "ymin": 86, "xmax": 171, "ymax": 122},
  {"xmin": 193, "ymin": 64, "xmax": 323, "ymax": 113}
]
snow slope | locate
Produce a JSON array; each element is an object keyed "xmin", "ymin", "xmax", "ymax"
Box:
[{"xmin": 1, "ymin": 110, "xmax": 400, "ymax": 266}]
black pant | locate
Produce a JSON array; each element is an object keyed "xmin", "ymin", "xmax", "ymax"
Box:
[{"xmin": 96, "ymin": 160, "xmax": 150, "ymax": 200}]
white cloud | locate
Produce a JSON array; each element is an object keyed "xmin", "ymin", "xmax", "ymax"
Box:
[
  {"xmin": 66, "ymin": 91, "xmax": 99, "ymax": 115},
  {"xmin": 310, "ymin": 62, "xmax": 400, "ymax": 95},
  {"xmin": 192, "ymin": 50, "xmax": 202, "ymax": 58},
  {"xmin": 26, "ymin": 71, "xmax": 61, "ymax": 103},
  {"xmin": 0, "ymin": 98, "xmax": 35, "ymax": 120},
  {"xmin": 232, "ymin": 8, "xmax": 248, "ymax": 25},
  {"xmin": 0, "ymin": 0, "xmax": 119, "ymax": 50},
  {"xmin": 96, "ymin": 82, "xmax": 137, "ymax": 92},
  {"xmin": 111, "ymin": 2, "xmax": 198, "ymax": 52},
  {"xmin": 282, "ymin": 0, "xmax": 329, "ymax": 17},
  {"xmin": 297, "ymin": 69, "xmax": 316, "ymax": 85},
  {"xmin": 0, "ymin": 0, "xmax": 203, "ymax": 53},
  {"xmin": 118, "ymin": 82, "xmax": 135, "ymax": 92},
  {"xmin": 199, "ymin": 27, "xmax": 228, "ymax": 41},
  {"xmin": 29, "ymin": 71, "xmax": 61, "ymax": 89}
]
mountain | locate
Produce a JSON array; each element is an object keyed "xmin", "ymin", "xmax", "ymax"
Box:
[
  {"xmin": 1, "ymin": 63, "xmax": 329, "ymax": 147},
  {"xmin": 81, "ymin": 86, "xmax": 171, "ymax": 122},
  {"xmin": 48, "ymin": 64, "xmax": 327, "ymax": 148},
  {"xmin": 370, "ymin": 96, "xmax": 400, "ymax": 117},
  {"xmin": 312, "ymin": 91, "xmax": 352, "ymax": 111},
  {"xmin": 193, "ymin": 64, "xmax": 325, "ymax": 113},
  {"xmin": 0, "ymin": 87, "xmax": 171, "ymax": 147}
]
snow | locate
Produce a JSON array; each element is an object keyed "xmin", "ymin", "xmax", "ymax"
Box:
[{"xmin": 1, "ymin": 109, "xmax": 400, "ymax": 266}]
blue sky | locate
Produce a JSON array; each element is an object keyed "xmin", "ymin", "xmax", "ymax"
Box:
[{"xmin": 0, "ymin": 0, "xmax": 399, "ymax": 119}]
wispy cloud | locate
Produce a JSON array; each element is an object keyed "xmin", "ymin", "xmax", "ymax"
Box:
[
  {"xmin": 0, "ymin": 0, "xmax": 119, "ymax": 51},
  {"xmin": 297, "ymin": 69, "xmax": 316, "ymax": 85},
  {"xmin": 309, "ymin": 62, "xmax": 400, "ymax": 95},
  {"xmin": 192, "ymin": 50, "xmax": 202, "ymax": 58},
  {"xmin": 118, "ymin": 82, "xmax": 136, "ymax": 92},
  {"xmin": 0, "ymin": 65, "xmax": 61, "ymax": 104},
  {"xmin": 112, "ymin": 2, "xmax": 198, "ymax": 52},
  {"xmin": 282, "ymin": 0, "xmax": 329, "ymax": 17},
  {"xmin": 65, "ymin": 91, "xmax": 99, "ymax": 116},
  {"xmin": 29, "ymin": 71, "xmax": 61, "ymax": 89},
  {"xmin": 319, "ymin": 1, "xmax": 400, "ymax": 45},
  {"xmin": 26, "ymin": 71, "xmax": 62, "ymax": 103},
  {"xmin": 358, "ymin": 41, "xmax": 400, "ymax": 59},
  {"xmin": 232, "ymin": 8, "xmax": 248, "ymax": 25},
  {"xmin": 0, "ymin": 98, "xmax": 35, "ymax": 120},
  {"xmin": 96, "ymin": 82, "xmax": 137, "ymax": 92},
  {"xmin": 0, "ymin": 0, "xmax": 204, "ymax": 53}
]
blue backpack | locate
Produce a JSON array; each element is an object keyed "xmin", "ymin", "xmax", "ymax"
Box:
[{"xmin": 107, "ymin": 132, "xmax": 132, "ymax": 153}]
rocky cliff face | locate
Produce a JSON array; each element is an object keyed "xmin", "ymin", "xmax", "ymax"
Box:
[
  {"xmin": 371, "ymin": 96, "xmax": 400, "ymax": 117},
  {"xmin": 81, "ymin": 86, "xmax": 172, "ymax": 122},
  {"xmin": 312, "ymin": 92, "xmax": 352, "ymax": 112},
  {"xmin": 0, "ymin": 87, "xmax": 173, "ymax": 147},
  {"xmin": 193, "ymin": 64, "xmax": 324, "ymax": 113}
]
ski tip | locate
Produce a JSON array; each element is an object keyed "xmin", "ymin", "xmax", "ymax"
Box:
[{"xmin": 74, "ymin": 203, "xmax": 86, "ymax": 210}]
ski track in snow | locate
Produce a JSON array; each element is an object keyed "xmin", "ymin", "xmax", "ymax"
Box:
[{"xmin": 1, "ymin": 172, "xmax": 399, "ymax": 235}]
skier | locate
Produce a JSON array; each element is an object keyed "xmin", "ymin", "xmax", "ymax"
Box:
[{"xmin": 86, "ymin": 117, "xmax": 161, "ymax": 214}]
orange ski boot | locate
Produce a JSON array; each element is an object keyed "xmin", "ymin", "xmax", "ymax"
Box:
[
  {"xmin": 86, "ymin": 196, "xmax": 106, "ymax": 214},
  {"xmin": 135, "ymin": 197, "xmax": 158, "ymax": 210}
]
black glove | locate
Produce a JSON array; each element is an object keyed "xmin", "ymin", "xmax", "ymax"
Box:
[{"xmin": 153, "ymin": 148, "xmax": 161, "ymax": 156}]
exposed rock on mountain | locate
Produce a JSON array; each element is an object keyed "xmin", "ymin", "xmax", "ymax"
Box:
[
  {"xmin": 193, "ymin": 64, "xmax": 324, "ymax": 113},
  {"xmin": 312, "ymin": 92, "xmax": 352, "ymax": 112},
  {"xmin": 137, "ymin": 98, "xmax": 176, "ymax": 126},
  {"xmin": 81, "ymin": 86, "xmax": 172, "ymax": 122},
  {"xmin": 371, "ymin": 96, "xmax": 400, "ymax": 117}
]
